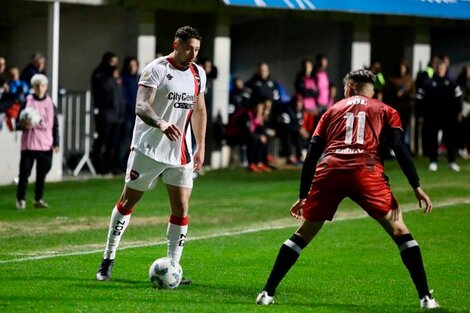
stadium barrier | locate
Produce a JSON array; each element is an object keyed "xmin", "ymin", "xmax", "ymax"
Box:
[{"xmin": 59, "ymin": 90, "xmax": 96, "ymax": 176}]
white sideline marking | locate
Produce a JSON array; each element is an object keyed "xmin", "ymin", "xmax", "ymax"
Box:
[{"xmin": 1, "ymin": 199, "xmax": 468, "ymax": 264}]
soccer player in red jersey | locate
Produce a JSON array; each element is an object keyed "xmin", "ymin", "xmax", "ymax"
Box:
[{"xmin": 256, "ymin": 69, "xmax": 439, "ymax": 309}]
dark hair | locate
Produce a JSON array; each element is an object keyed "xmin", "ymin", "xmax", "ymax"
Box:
[
  {"xmin": 175, "ymin": 26, "xmax": 202, "ymax": 42},
  {"xmin": 121, "ymin": 56, "xmax": 138, "ymax": 76},
  {"xmin": 101, "ymin": 52, "xmax": 117, "ymax": 65},
  {"xmin": 343, "ymin": 69, "xmax": 376, "ymax": 85}
]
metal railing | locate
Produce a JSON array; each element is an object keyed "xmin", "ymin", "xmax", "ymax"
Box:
[{"xmin": 59, "ymin": 90, "xmax": 96, "ymax": 176}]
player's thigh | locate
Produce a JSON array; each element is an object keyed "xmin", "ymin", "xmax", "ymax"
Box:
[
  {"xmin": 303, "ymin": 170, "xmax": 346, "ymax": 222},
  {"xmin": 125, "ymin": 149, "xmax": 165, "ymax": 192},
  {"xmin": 351, "ymin": 170, "xmax": 398, "ymax": 219}
]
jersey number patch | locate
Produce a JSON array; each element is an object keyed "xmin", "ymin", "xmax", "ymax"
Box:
[{"xmin": 343, "ymin": 111, "xmax": 366, "ymax": 145}]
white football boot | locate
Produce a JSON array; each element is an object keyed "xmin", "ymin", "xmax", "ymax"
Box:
[
  {"xmin": 256, "ymin": 291, "xmax": 274, "ymax": 305},
  {"xmin": 420, "ymin": 295, "xmax": 440, "ymax": 309}
]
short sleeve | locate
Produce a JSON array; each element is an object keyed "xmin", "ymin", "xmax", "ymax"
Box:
[{"xmin": 139, "ymin": 61, "xmax": 164, "ymax": 89}]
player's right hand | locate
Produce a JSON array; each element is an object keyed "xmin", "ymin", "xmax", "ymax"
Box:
[
  {"xmin": 160, "ymin": 121, "xmax": 181, "ymax": 141},
  {"xmin": 414, "ymin": 187, "xmax": 432, "ymax": 214},
  {"xmin": 290, "ymin": 199, "xmax": 306, "ymax": 220}
]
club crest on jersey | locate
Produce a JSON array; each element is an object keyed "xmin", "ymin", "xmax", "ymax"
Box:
[
  {"xmin": 166, "ymin": 74, "xmax": 173, "ymax": 80},
  {"xmin": 130, "ymin": 169, "xmax": 139, "ymax": 180}
]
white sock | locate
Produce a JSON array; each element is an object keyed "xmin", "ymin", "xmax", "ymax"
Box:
[
  {"xmin": 103, "ymin": 206, "xmax": 131, "ymax": 260},
  {"xmin": 166, "ymin": 215, "xmax": 189, "ymax": 264}
]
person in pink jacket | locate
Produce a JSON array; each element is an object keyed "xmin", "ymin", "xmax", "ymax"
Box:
[{"xmin": 16, "ymin": 74, "xmax": 59, "ymax": 209}]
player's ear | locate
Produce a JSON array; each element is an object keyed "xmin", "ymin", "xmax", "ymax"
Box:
[{"xmin": 173, "ymin": 40, "xmax": 179, "ymax": 51}]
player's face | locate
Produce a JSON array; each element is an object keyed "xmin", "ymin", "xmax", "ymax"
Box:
[{"xmin": 174, "ymin": 38, "xmax": 201, "ymax": 69}]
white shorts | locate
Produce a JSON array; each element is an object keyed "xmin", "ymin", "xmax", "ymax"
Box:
[{"xmin": 125, "ymin": 149, "xmax": 194, "ymax": 191}]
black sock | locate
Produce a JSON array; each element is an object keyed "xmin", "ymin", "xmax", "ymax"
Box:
[
  {"xmin": 263, "ymin": 234, "xmax": 307, "ymax": 296},
  {"xmin": 394, "ymin": 234, "xmax": 430, "ymax": 298}
]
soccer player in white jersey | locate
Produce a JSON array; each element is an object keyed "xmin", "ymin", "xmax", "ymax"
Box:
[{"xmin": 96, "ymin": 26, "xmax": 207, "ymax": 285}]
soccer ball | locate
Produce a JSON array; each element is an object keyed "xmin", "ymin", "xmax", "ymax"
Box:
[
  {"xmin": 148, "ymin": 257, "xmax": 183, "ymax": 289},
  {"xmin": 19, "ymin": 107, "xmax": 41, "ymax": 128}
]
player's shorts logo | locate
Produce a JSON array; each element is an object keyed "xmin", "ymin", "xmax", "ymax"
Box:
[{"xmin": 130, "ymin": 169, "xmax": 140, "ymax": 181}]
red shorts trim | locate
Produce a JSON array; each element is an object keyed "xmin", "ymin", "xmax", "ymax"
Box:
[{"xmin": 303, "ymin": 168, "xmax": 398, "ymax": 222}]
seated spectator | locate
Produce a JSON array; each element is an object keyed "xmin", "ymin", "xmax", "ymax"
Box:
[
  {"xmin": 225, "ymin": 101, "xmax": 271, "ymax": 172},
  {"xmin": 277, "ymin": 95, "xmax": 309, "ymax": 165},
  {"xmin": 7, "ymin": 67, "xmax": 30, "ymax": 106}
]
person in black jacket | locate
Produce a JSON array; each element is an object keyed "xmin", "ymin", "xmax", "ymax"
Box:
[
  {"xmin": 416, "ymin": 59, "xmax": 462, "ymax": 172},
  {"xmin": 91, "ymin": 52, "xmax": 120, "ymax": 174}
]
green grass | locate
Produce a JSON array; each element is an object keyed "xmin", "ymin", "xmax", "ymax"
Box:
[{"xmin": 0, "ymin": 158, "xmax": 469, "ymax": 312}]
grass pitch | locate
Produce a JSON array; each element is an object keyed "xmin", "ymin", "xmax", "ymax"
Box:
[{"xmin": 0, "ymin": 158, "xmax": 469, "ymax": 312}]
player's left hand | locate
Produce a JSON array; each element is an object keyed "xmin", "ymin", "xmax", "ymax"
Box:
[
  {"xmin": 290, "ymin": 199, "xmax": 306, "ymax": 220},
  {"xmin": 193, "ymin": 147, "xmax": 205, "ymax": 172}
]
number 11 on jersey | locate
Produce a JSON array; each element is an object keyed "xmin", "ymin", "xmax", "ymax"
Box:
[{"xmin": 344, "ymin": 111, "xmax": 366, "ymax": 145}]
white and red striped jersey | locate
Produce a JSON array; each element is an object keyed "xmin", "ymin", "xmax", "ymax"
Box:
[{"xmin": 131, "ymin": 56, "xmax": 206, "ymax": 166}]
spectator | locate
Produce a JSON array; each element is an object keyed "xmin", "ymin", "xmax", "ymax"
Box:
[
  {"xmin": 416, "ymin": 59, "xmax": 462, "ymax": 172},
  {"xmin": 369, "ymin": 60, "xmax": 385, "ymax": 101},
  {"xmin": 7, "ymin": 67, "xmax": 30, "ymax": 106},
  {"xmin": 20, "ymin": 53, "xmax": 46, "ymax": 87},
  {"xmin": 456, "ymin": 65, "xmax": 470, "ymax": 160},
  {"xmin": 225, "ymin": 101, "xmax": 271, "ymax": 172},
  {"xmin": 295, "ymin": 59, "xmax": 318, "ymax": 136},
  {"xmin": 277, "ymin": 95, "xmax": 309, "ymax": 165},
  {"xmin": 16, "ymin": 74, "xmax": 59, "ymax": 210},
  {"xmin": 91, "ymin": 52, "xmax": 119, "ymax": 174},
  {"xmin": 384, "ymin": 60, "xmax": 414, "ymax": 145},
  {"xmin": 313, "ymin": 53, "xmax": 331, "ymax": 114},
  {"xmin": 0, "ymin": 56, "xmax": 7, "ymax": 95},
  {"xmin": 100, "ymin": 66, "xmax": 126, "ymax": 174},
  {"xmin": 228, "ymin": 77, "xmax": 250, "ymax": 119},
  {"xmin": 120, "ymin": 56, "xmax": 140, "ymax": 169},
  {"xmin": 245, "ymin": 62, "xmax": 280, "ymax": 167}
]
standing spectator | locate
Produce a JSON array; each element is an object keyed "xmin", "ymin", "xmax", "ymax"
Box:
[
  {"xmin": 416, "ymin": 59, "xmax": 462, "ymax": 172},
  {"xmin": 369, "ymin": 60, "xmax": 385, "ymax": 101},
  {"xmin": 295, "ymin": 59, "xmax": 318, "ymax": 112},
  {"xmin": 95, "ymin": 26, "xmax": 207, "ymax": 284},
  {"xmin": 91, "ymin": 52, "xmax": 118, "ymax": 174},
  {"xmin": 295, "ymin": 59, "xmax": 318, "ymax": 136},
  {"xmin": 103, "ymin": 66, "xmax": 126, "ymax": 174},
  {"xmin": 16, "ymin": 74, "xmax": 59, "ymax": 210},
  {"xmin": 256, "ymin": 69, "xmax": 438, "ymax": 310},
  {"xmin": 313, "ymin": 53, "xmax": 331, "ymax": 114},
  {"xmin": 384, "ymin": 60, "xmax": 414, "ymax": 145},
  {"xmin": 121, "ymin": 56, "xmax": 140, "ymax": 169},
  {"xmin": 20, "ymin": 53, "xmax": 46, "ymax": 87},
  {"xmin": 456, "ymin": 65, "xmax": 470, "ymax": 159}
]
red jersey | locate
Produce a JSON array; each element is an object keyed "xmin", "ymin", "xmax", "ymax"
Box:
[{"xmin": 313, "ymin": 96, "xmax": 402, "ymax": 171}]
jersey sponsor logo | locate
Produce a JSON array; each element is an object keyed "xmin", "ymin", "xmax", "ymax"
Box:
[
  {"xmin": 166, "ymin": 74, "xmax": 173, "ymax": 80},
  {"xmin": 168, "ymin": 92, "xmax": 198, "ymax": 102},
  {"xmin": 168, "ymin": 92, "xmax": 197, "ymax": 110},
  {"xmin": 130, "ymin": 169, "xmax": 139, "ymax": 180},
  {"xmin": 335, "ymin": 148, "xmax": 364, "ymax": 154},
  {"xmin": 174, "ymin": 102, "xmax": 194, "ymax": 109}
]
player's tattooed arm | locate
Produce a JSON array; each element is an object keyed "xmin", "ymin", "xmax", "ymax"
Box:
[{"xmin": 135, "ymin": 85, "xmax": 181, "ymax": 141}]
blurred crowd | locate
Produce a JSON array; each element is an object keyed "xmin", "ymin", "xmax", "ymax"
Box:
[
  {"xmin": 224, "ymin": 54, "xmax": 470, "ymax": 173},
  {"xmin": 1, "ymin": 52, "xmax": 469, "ymax": 176}
]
